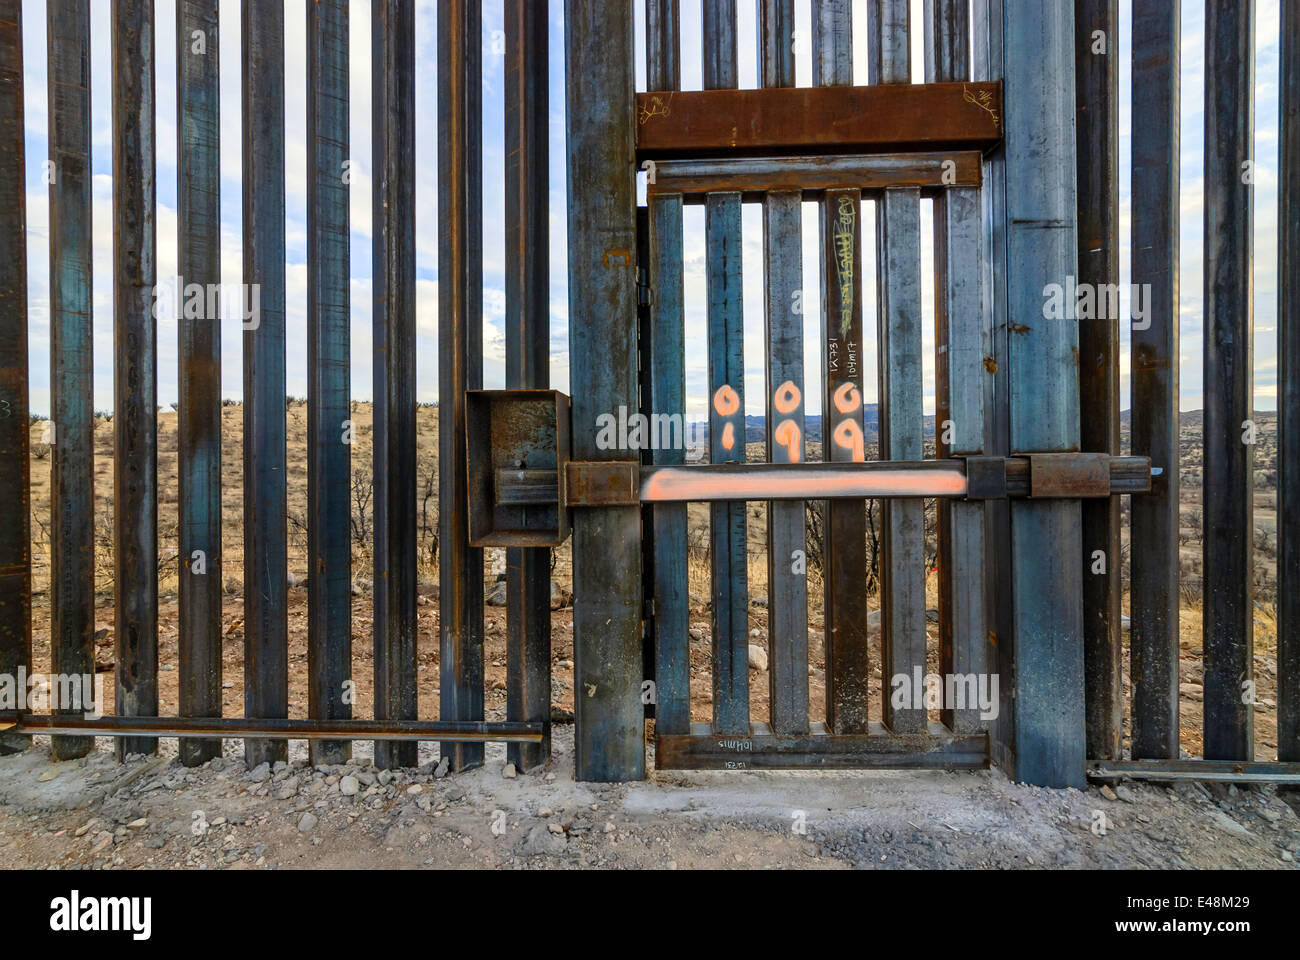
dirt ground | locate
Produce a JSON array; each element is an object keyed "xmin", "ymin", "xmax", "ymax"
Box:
[{"xmin": 1, "ymin": 728, "xmax": 1298, "ymax": 870}]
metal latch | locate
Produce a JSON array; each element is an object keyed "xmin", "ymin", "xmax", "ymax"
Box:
[{"xmin": 466, "ymin": 390, "xmax": 1154, "ymax": 547}]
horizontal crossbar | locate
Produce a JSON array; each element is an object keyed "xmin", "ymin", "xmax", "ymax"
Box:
[
  {"xmin": 655, "ymin": 721, "xmax": 989, "ymax": 770},
  {"xmin": 0, "ymin": 715, "xmax": 544, "ymax": 743},
  {"xmin": 636, "ymin": 82, "xmax": 1003, "ymax": 158},
  {"xmin": 495, "ymin": 456, "xmax": 1153, "ymax": 506},
  {"xmin": 645, "ymin": 151, "xmax": 983, "ymax": 201},
  {"xmin": 1088, "ymin": 759, "xmax": 1300, "ymax": 785}
]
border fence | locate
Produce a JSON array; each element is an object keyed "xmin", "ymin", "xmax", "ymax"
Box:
[{"xmin": 0, "ymin": 0, "xmax": 1297, "ymax": 790}]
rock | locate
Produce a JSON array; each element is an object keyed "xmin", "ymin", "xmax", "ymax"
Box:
[
  {"xmin": 1179, "ymin": 682, "xmax": 1204, "ymax": 702},
  {"xmin": 38, "ymin": 768, "xmax": 59, "ymax": 782},
  {"xmin": 1114, "ymin": 785, "xmax": 1136, "ymax": 803},
  {"xmin": 247, "ymin": 762, "xmax": 271, "ymax": 783},
  {"xmin": 356, "ymin": 771, "xmax": 377, "ymax": 786},
  {"xmin": 1260, "ymin": 808, "xmax": 1282, "ymax": 823},
  {"xmin": 520, "ymin": 824, "xmax": 567, "ymax": 857},
  {"xmin": 547, "ymin": 822, "xmax": 565, "ymax": 835},
  {"xmin": 434, "ymin": 757, "xmax": 450, "ymax": 779},
  {"xmin": 287, "ymin": 571, "xmax": 307, "ymax": 589},
  {"xmin": 297, "ymin": 813, "xmax": 318, "ymax": 833},
  {"xmin": 339, "ymin": 775, "xmax": 360, "ymax": 797},
  {"xmin": 91, "ymin": 831, "xmax": 114, "ymax": 853},
  {"xmin": 1099, "ymin": 785, "xmax": 1118, "ymax": 802},
  {"xmin": 485, "ymin": 581, "xmax": 508, "ymax": 607},
  {"xmin": 127, "ymin": 818, "xmax": 148, "ymax": 829},
  {"xmin": 503, "ymin": 762, "xmax": 517, "ymax": 780},
  {"xmin": 747, "ymin": 644, "xmax": 768, "ymax": 673},
  {"xmin": 418, "ymin": 580, "xmax": 440, "ymax": 599},
  {"xmin": 1282, "ymin": 850, "xmax": 1294, "ymax": 862},
  {"xmin": 224, "ymin": 578, "xmax": 243, "ymax": 596},
  {"xmin": 867, "ymin": 609, "xmax": 882, "ymax": 631},
  {"xmin": 688, "ymin": 625, "xmax": 706, "ymax": 641},
  {"xmin": 751, "ymin": 595, "xmax": 768, "ymax": 608},
  {"xmin": 550, "ymin": 581, "xmax": 570, "ymax": 610}
]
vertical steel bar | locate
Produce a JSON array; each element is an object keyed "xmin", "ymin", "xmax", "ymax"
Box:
[
  {"xmin": 925, "ymin": 0, "xmax": 987, "ymax": 736},
  {"xmin": 649, "ymin": 196, "xmax": 689, "ymax": 736},
  {"xmin": 871, "ymin": 0, "xmax": 924, "ymax": 735},
  {"xmin": 48, "ymin": 0, "xmax": 95, "ymax": 762},
  {"xmin": 868, "ymin": 0, "xmax": 910, "ymax": 84},
  {"xmin": 972, "ymin": 0, "xmax": 1016, "ymax": 768},
  {"xmin": 1130, "ymin": 0, "xmax": 1180, "ymax": 760},
  {"xmin": 0, "ymin": 0, "xmax": 30, "ymax": 756},
  {"xmin": 646, "ymin": 0, "xmax": 679, "ymax": 91},
  {"xmin": 374, "ymin": 0, "xmax": 418, "ymax": 771},
  {"xmin": 113, "ymin": 0, "xmax": 159, "ymax": 760},
  {"xmin": 307, "ymin": 0, "xmax": 351, "ymax": 767},
  {"xmin": 177, "ymin": 0, "xmax": 222, "ymax": 767},
  {"xmin": 923, "ymin": 0, "xmax": 967, "ymax": 82},
  {"xmin": 760, "ymin": 0, "xmax": 808, "ymax": 736},
  {"xmin": 759, "ymin": 0, "xmax": 794, "ymax": 90},
  {"xmin": 815, "ymin": 0, "xmax": 869, "ymax": 735},
  {"xmin": 439, "ymin": 0, "xmax": 485, "ymax": 773},
  {"xmin": 702, "ymin": 0, "xmax": 748, "ymax": 736},
  {"xmin": 1075, "ymin": 0, "xmax": 1122, "ymax": 761},
  {"xmin": 1202, "ymin": 0, "xmax": 1255, "ymax": 761},
  {"xmin": 505, "ymin": 0, "xmax": 551, "ymax": 772},
  {"xmin": 647, "ymin": 1, "xmax": 687, "ymax": 738},
  {"xmin": 876, "ymin": 187, "xmax": 926, "ymax": 735},
  {"xmin": 565, "ymin": 0, "xmax": 643, "ymax": 780},
  {"xmin": 1002, "ymin": 0, "xmax": 1084, "ymax": 787},
  {"xmin": 1281, "ymin": 0, "xmax": 1300, "ymax": 762},
  {"xmin": 242, "ymin": 0, "xmax": 287, "ymax": 769}
]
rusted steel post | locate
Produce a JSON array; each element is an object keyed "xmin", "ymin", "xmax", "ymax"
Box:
[
  {"xmin": 48, "ymin": 0, "xmax": 96, "ymax": 761},
  {"xmin": 1130, "ymin": 0, "xmax": 1180, "ymax": 760},
  {"xmin": 505, "ymin": 0, "xmax": 551, "ymax": 772},
  {"xmin": 0, "ymin": 0, "xmax": 30, "ymax": 757},
  {"xmin": 1281, "ymin": 0, "xmax": 1300, "ymax": 762},
  {"xmin": 439, "ymin": 0, "xmax": 485, "ymax": 773},
  {"xmin": 373, "ymin": 0, "xmax": 418, "ymax": 771},
  {"xmin": 307, "ymin": 0, "xmax": 351, "ymax": 767},
  {"xmin": 1202, "ymin": 0, "xmax": 1255, "ymax": 762},
  {"xmin": 1075, "ymin": 0, "xmax": 1122, "ymax": 761},
  {"xmin": 177, "ymin": 0, "xmax": 222, "ymax": 768},
  {"xmin": 926, "ymin": 0, "xmax": 987, "ymax": 736},
  {"xmin": 701, "ymin": 0, "xmax": 748, "ymax": 737},
  {"xmin": 1001, "ymin": 0, "xmax": 1084, "ymax": 787},
  {"xmin": 113, "ymin": 0, "xmax": 159, "ymax": 760},
  {"xmin": 760, "ymin": 0, "xmax": 809, "ymax": 737},
  {"xmin": 971, "ymin": 0, "xmax": 1016, "ymax": 767},
  {"xmin": 815, "ymin": 0, "xmax": 871, "ymax": 736},
  {"xmin": 647, "ymin": 0, "xmax": 689, "ymax": 740},
  {"xmin": 565, "ymin": 0, "xmax": 644, "ymax": 780},
  {"xmin": 242, "ymin": 0, "xmax": 288, "ymax": 769}
]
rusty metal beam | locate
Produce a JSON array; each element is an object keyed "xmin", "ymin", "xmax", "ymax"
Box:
[
  {"xmin": 1130, "ymin": 0, "xmax": 1180, "ymax": 760},
  {"xmin": 2, "ymin": 714, "xmax": 543, "ymax": 743},
  {"xmin": 177, "ymin": 0, "xmax": 222, "ymax": 767},
  {"xmin": 0, "ymin": 0, "xmax": 30, "ymax": 757},
  {"xmin": 1281, "ymin": 0, "xmax": 1300, "ymax": 762},
  {"xmin": 504, "ymin": 0, "xmax": 551, "ymax": 773},
  {"xmin": 646, "ymin": 152, "xmax": 982, "ymax": 201},
  {"xmin": 242, "ymin": 0, "xmax": 288, "ymax": 769},
  {"xmin": 636, "ymin": 82, "xmax": 1002, "ymax": 159},
  {"xmin": 374, "ymin": 0, "xmax": 419, "ymax": 772},
  {"xmin": 439, "ymin": 0, "xmax": 485, "ymax": 773},
  {"xmin": 1202, "ymin": 0, "xmax": 1255, "ymax": 762},
  {"xmin": 307, "ymin": 0, "xmax": 351, "ymax": 767},
  {"xmin": 48, "ymin": 0, "xmax": 96, "ymax": 762},
  {"xmin": 1076, "ymin": 0, "xmax": 1122, "ymax": 766},
  {"xmin": 565, "ymin": 0, "xmax": 644, "ymax": 781},
  {"xmin": 656, "ymin": 721, "xmax": 988, "ymax": 770},
  {"xmin": 113, "ymin": 0, "xmax": 159, "ymax": 761}
]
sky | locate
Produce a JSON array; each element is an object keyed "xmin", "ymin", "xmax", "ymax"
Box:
[{"xmin": 17, "ymin": 0, "xmax": 1286, "ymax": 420}]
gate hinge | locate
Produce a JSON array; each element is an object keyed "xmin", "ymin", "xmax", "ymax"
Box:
[{"xmin": 637, "ymin": 268, "xmax": 654, "ymax": 307}]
